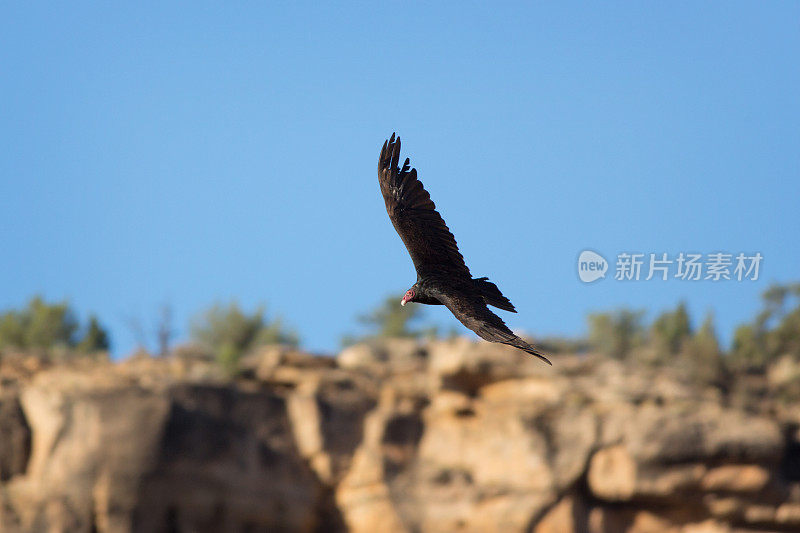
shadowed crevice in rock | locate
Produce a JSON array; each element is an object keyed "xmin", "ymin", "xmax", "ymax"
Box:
[
  {"xmin": 382, "ymin": 411, "xmax": 424, "ymax": 481},
  {"xmin": 130, "ymin": 384, "xmax": 328, "ymax": 533},
  {"xmin": 313, "ymin": 377, "xmax": 378, "ymax": 483},
  {"xmin": 781, "ymin": 422, "xmax": 800, "ymax": 482},
  {"xmin": 440, "ymin": 367, "xmax": 492, "ymax": 397},
  {"xmin": 0, "ymin": 390, "xmax": 31, "ymax": 481},
  {"xmin": 313, "ymin": 486, "xmax": 347, "ymax": 533}
]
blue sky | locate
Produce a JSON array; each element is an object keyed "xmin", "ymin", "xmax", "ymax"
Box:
[{"xmin": 1, "ymin": 3, "xmax": 798, "ymax": 357}]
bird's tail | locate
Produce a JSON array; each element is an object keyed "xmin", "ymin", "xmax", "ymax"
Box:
[{"xmin": 473, "ymin": 277, "xmax": 516, "ymax": 312}]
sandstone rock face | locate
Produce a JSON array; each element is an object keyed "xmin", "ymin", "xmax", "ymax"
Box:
[
  {"xmin": 0, "ymin": 343, "xmax": 798, "ymax": 532},
  {"xmin": 1, "ymin": 363, "xmax": 333, "ymax": 533}
]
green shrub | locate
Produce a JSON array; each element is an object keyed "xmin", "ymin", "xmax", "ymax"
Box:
[
  {"xmin": 682, "ymin": 313, "xmax": 724, "ymax": 384},
  {"xmin": 730, "ymin": 283, "xmax": 800, "ymax": 371},
  {"xmin": 78, "ymin": 315, "xmax": 110, "ymax": 353},
  {"xmin": 343, "ymin": 293, "xmax": 437, "ymax": 346},
  {"xmin": 0, "ymin": 297, "xmax": 110, "ymax": 356},
  {"xmin": 587, "ymin": 308, "xmax": 646, "ymax": 359},
  {"xmin": 190, "ymin": 301, "xmax": 299, "ymax": 376},
  {"xmin": 651, "ymin": 302, "xmax": 692, "ymax": 358},
  {"xmin": 0, "ymin": 312, "xmax": 25, "ymax": 349},
  {"xmin": 730, "ymin": 324, "xmax": 765, "ymax": 370}
]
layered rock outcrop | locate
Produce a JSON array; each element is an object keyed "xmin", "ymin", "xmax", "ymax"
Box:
[{"xmin": 0, "ymin": 340, "xmax": 798, "ymax": 532}]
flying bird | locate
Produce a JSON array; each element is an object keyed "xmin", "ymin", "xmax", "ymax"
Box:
[{"xmin": 378, "ymin": 133, "xmax": 550, "ymax": 365}]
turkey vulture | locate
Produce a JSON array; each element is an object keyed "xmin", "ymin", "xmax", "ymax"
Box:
[{"xmin": 378, "ymin": 133, "xmax": 550, "ymax": 365}]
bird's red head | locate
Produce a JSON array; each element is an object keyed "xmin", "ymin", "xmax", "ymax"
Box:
[{"xmin": 401, "ymin": 289, "xmax": 415, "ymax": 306}]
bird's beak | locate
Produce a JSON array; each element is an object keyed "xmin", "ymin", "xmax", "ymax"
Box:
[{"xmin": 400, "ymin": 298, "xmax": 407, "ymax": 306}]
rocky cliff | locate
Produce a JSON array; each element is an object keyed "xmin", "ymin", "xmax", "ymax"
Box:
[{"xmin": 1, "ymin": 339, "xmax": 799, "ymax": 532}]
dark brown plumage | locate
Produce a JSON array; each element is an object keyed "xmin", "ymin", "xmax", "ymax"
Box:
[{"xmin": 378, "ymin": 133, "xmax": 550, "ymax": 365}]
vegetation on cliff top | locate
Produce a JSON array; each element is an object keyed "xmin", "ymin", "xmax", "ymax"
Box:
[
  {"xmin": 0, "ymin": 296, "xmax": 109, "ymax": 356},
  {"xmin": 1, "ymin": 283, "xmax": 799, "ymax": 382}
]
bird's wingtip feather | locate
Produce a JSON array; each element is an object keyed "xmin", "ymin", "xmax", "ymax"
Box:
[{"xmin": 523, "ymin": 344, "xmax": 551, "ymax": 365}]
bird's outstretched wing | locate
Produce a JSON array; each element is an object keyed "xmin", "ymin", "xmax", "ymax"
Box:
[
  {"xmin": 437, "ymin": 289, "xmax": 551, "ymax": 365},
  {"xmin": 378, "ymin": 133, "xmax": 471, "ymax": 280}
]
